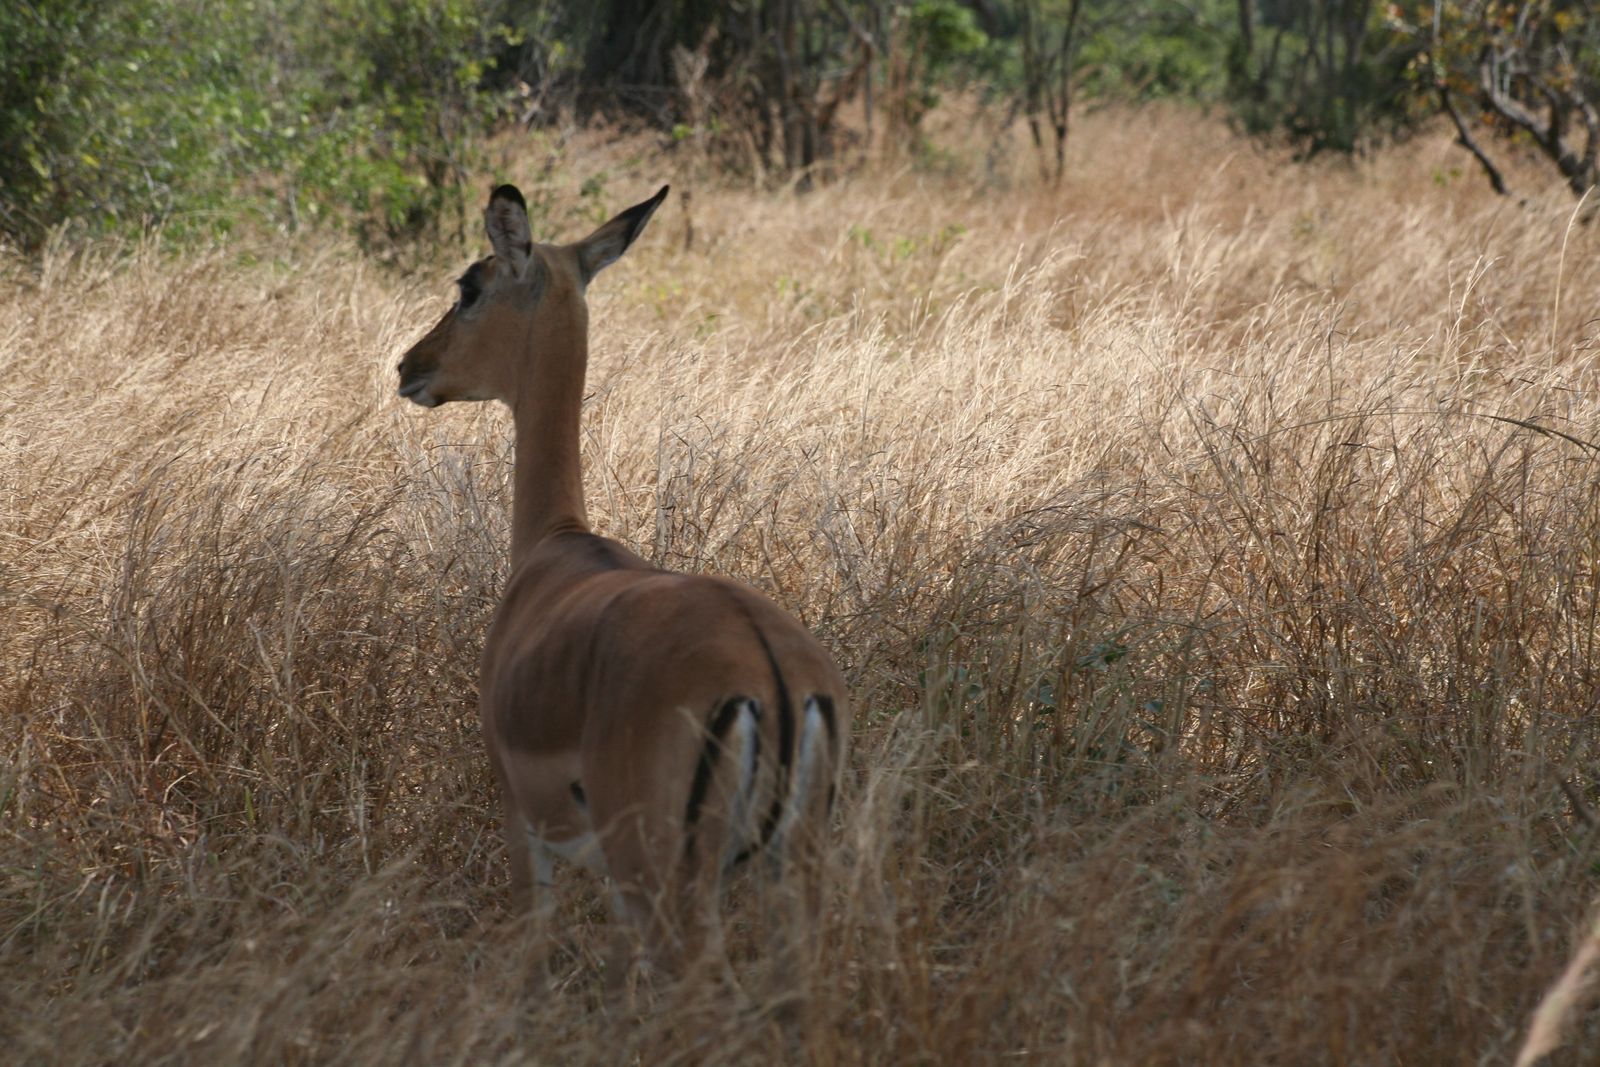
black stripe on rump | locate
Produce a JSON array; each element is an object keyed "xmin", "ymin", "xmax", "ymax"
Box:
[
  {"xmin": 812, "ymin": 694, "xmax": 837, "ymax": 743},
  {"xmin": 683, "ymin": 695, "xmax": 751, "ymax": 860},
  {"xmin": 752, "ymin": 628, "xmax": 796, "ymax": 851},
  {"xmin": 813, "ymin": 694, "xmax": 839, "ymax": 816}
]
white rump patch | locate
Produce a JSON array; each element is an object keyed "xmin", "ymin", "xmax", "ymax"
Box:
[
  {"xmin": 720, "ymin": 700, "xmax": 761, "ymax": 872},
  {"xmin": 773, "ymin": 697, "xmax": 828, "ymax": 853}
]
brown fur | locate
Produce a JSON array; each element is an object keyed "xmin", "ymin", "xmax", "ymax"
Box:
[{"xmin": 396, "ymin": 185, "xmax": 848, "ymax": 975}]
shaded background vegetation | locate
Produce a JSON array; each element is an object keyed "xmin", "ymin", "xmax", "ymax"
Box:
[{"xmin": 4, "ymin": 0, "xmax": 1600, "ymax": 254}]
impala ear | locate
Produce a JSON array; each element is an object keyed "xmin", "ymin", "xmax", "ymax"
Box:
[
  {"xmin": 575, "ymin": 185, "xmax": 669, "ymax": 284},
  {"xmin": 485, "ymin": 184, "xmax": 533, "ymax": 277}
]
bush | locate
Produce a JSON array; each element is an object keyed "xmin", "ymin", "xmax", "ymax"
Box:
[
  {"xmin": 1226, "ymin": 1, "xmax": 1420, "ymax": 155},
  {"xmin": 271, "ymin": 0, "xmax": 513, "ymax": 249},
  {"xmin": 0, "ymin": 0, "xmax": 247, "ymax": 247},
  {"xmin": 0, "ymin": 0, "xmax": 509, "ymax": 253}
]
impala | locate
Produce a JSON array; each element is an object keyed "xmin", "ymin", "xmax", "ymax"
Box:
[{"xmin": 395, "ymin": 184, "xmax": 848, "ymax": 978}]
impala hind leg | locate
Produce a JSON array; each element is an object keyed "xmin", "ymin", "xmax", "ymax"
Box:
[
  {"xmin": 599, "ymin": 885, "xmax": 705, "ymax": 1014},
  {"xmin": 738, "ymin": 815, "xmax": 824, "ymax": 1034},
  {"xmin": 611, "ymin": 868, "xmax": 730, "ymax": 977}
]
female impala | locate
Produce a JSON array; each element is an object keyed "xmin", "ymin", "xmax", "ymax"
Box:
[{"xmin": 396, "ymin": 184, "xmax": 847, "ymax": 976}]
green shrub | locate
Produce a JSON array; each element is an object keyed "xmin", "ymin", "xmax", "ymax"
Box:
[
  {"xmin": 0, "ymin": 0, "xmax": 248, "ymax": 247},
  {"xmin": 0, "ymin": 0, "xmax": 509, "ymax": 253},
  {"xmin": 1226, "ymin": 2, "xmax": 1419, "ymax": 155}
]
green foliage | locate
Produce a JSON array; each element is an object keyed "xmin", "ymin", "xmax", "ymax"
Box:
[
  {"xmin": 268, "ymin": 0, "xmax": 514, "ymax": 248},
  {"xmin": 1226, "ymin": 2, "xmax": 1421, "ymax": 155},
  {"xmin": 910, "ymin": 0, "xmax": 989, "ymax": 76},
  {"xmin": 0, "ymin": 0, "xmax": 509, "ymax": 252},
  {"xmin": 896, "ymin": 0, "xmax": 993, "ymax": 130},
  {"xmin": 0, "ymin": 0, "xmax": 256, "ymax": 246},
  {"xmin": 921, "ymin": 1, "xmax": 1235, "ymax": 105},
  {"xmin": 1076, "ymin": 1, "xmax": 1234, "ymax": 101},
  {"xmin": 1, "ymin": 0, "xmax": 1523, "ymax": 251}
]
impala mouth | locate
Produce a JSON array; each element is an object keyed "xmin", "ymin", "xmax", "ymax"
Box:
[{"xmin": 397, "ymin": 377, "xmax": 440, "ymax": 407}]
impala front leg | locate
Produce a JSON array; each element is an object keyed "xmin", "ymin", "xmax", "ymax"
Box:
[
  {"xmin": 523, "ymin": 822, "xmax": 560, "ymax": 922},
  {"xmin": 610, "ymin": 877, "xmax": 730, "ymax": 992}
]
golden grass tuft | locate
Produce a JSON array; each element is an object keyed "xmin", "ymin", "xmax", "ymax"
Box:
[{"xmin": 5, "ymin": 105, "xmax": 1600, "ymax": 1063}]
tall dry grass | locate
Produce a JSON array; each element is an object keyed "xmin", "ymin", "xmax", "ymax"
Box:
[{"xmin": 5, "ymin": 105, "xmax": 1600, "ymax": 1063}]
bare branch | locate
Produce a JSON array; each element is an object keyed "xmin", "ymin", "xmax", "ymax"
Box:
[{"xmin": 1440, "ymin": 84, "xmax": 1508, "ymax": 196}]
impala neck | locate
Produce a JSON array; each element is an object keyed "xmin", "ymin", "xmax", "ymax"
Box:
[{"xmin": 509, "ymin": 295, "xmax": 590, "ymax": 566}]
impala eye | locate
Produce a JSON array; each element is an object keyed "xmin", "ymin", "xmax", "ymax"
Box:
[{"xmin": 456, "ymin": 278, "xmax": 481, "ymax": 310}]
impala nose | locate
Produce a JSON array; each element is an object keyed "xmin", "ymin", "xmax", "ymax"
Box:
[{"xmin": 397, "ymin": 372, "xmax": 440, "ymax": 407}]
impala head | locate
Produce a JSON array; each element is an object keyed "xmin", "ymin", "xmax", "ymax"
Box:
[{"xmin": 396, "ymin": 183, "xmax": 669, "ymax": 408}]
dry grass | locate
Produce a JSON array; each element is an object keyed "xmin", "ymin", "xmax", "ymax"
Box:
[{"xmin": 5, "ymin": 104, "xmax": 1600, "ymax": 1064}]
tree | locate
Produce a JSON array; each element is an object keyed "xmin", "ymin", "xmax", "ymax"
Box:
[
  {"xmin": 1018, "ymin": 0, "xmax": 1083, "ymax": 185},
  {"xmin": 1392, "ymin": 1, "xmax": 1600, "ymax": 199},
  {"xmin": 1229, "ymin": 0, "xmax": 1418, "ymax": 154}
]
